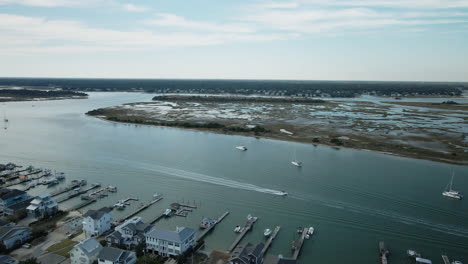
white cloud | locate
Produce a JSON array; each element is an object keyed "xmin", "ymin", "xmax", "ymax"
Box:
[
  {"xmin": 122, "ymin": 3, "xmax": 149, "ymax": 12},
  {"xmin": 0, "ymin": 0, "xmax": 77, "ymax": 7}
]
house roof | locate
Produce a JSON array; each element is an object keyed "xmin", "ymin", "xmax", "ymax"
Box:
[
  {"xmin": 8, "ymin": 198, "xmax": 34, "ymax": 211},
  {"xmin": 0, "ymin": 226, "xmax": 30, "ymax": 241},
  {"xmin": 106, "ymin": 231, "xmax": 122, "ymax": 241},
  {"xmin": 84, "ymin": 207, "xmax": 111, "ymax": 220},
  {"xmin": 98, "ymin": 247, "xmax": 135, "ymax": 262},
  {"xmin": 145, "ymin": 227, "xmax": 195, "ymax": 243},
  {"xmin": 0, "ymin": 189, "xmax": 26, "ymax": 200},
  {"xmin": 74, "ymin": 238, "xmax": 102, "ymax": 257},
  {"xmin": 0, "ymin": 255, "xmax": 17, "ymax": 264}
]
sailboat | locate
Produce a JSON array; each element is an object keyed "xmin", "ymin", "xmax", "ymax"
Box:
[
  {"xmin": 442, "ymin": 171, "xmax": 463, "ymax": 200},
  {"xmin": 291, "ymin": 147, "xmax": 302, "ymax": 167}
]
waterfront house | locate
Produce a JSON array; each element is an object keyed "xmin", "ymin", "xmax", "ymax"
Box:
[
  {"xmin": 0, "ymin": 226, "xmax": 31, "ymax": 250},
  {"xmin": 70, "ymin": 238, "xmax": 103, "ymax": 264},
  {"xmin": 229, "ymin": 242, "xmax": 264, "ymax": 264},
  {"xmin": 26, "ymin": 193, "xmax": 58, "ymax": 219},
  {"xmin": 83, "ymin": 207, "xmax": 112, "ymax": 237},
  {"xmin": 105, "ymin": 217, "xmax": 151, "ymax": 249},
  {"xmin": 3, "ymin": 198, "xmax": 34, "ymax": 216},
  {"xmin": 97, "ymin": 247, "xmax": 136, "ymax": 264},
  {"xmin": 145, "ymin": 226, "xmax": 196, "ymax": 257},
  {"xmin": 0, "ymin": 189, "xmax": 29, "ymax": 215}
]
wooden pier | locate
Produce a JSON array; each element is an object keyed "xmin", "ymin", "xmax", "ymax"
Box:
[
  {"xmin": 118, "ymin": 196, "xmax": 163, "ymax": 223},
  {"xmin": 66, "ymin": 199, "xmax": 97, "ymax": 212},
  {"xmin": 149, "ymin": 211, "xmax": 166, "ymax": 224},
  {"xmin": 261, "ymin": 226, "xmax": 281, "ymax": 256},
  {"xmin": 227, "ymin": 216, "xmax": 258, "ymax": 253},
  {"xmin": 51, "ymin": 182, "xmax": 84, "ymax": 197},
  {"xmin": 198, "ymin": 211, "xmax": 230, "ymax": 241},
  {"xmin": 292, "ymin": 227, "xmax": 308, "ymax": 260},
  {"xmin": 442, "ymin": 255, "xmax": 450, "ymax": 264},
  {"xmin": 57, "ymin": 184, "xmax": 101, "ymax": 203}
]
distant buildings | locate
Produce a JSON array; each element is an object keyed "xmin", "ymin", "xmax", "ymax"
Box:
[
  {"xmin": 0, "ymin": 188, "xmax": 29, "ymax": 215},
  {"xmin": 145, "ymin": 226, "xmax": 196, "ymax": 257},
  {"xmin": 83, "ymin": 207, "xmax": 112, "ymax": 237},
  {"xmin": 0, "ymin": 226, "xmax": 31, "ymax": 250},
  {"xmin": 26, "ymin": 193, "xmax": 58, "ymax": 219},
  {"xmin": 97, "ymin": 247, "xmax": 136, "ymax": 264},
  {"xmin": 229, "ymin": 242, "xmax": 264, "ymax": 264},
  {"xmin": 106, "ymin": 217, "xmax": 151, "ymax": 249},
  {"xmin": 70, "ymin": 238, "xmax": 103, "ymax": 264}
]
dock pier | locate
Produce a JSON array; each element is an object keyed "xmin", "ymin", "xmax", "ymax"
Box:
[
  {"xmin": 261, "ymin": 226, "xmax": 281, "ymax": 256},
  {"xmin": 118, "ymin": 196, "xmax": 163, "ymax": 223},
  {"xmin": 198, "ymin": 211, "xmax": 230, "ymax": 241},
  {"xmin": 292, "ymin": 227, "xmax": 308, "ymax": 260},
  {"xmin": 442, "ymin": 255, "xmax": 450, "ymax": 264},
  {"xmin": 66, "ymin": 199, "xmax": 97, "ymax": 212},
  {"xmin": 57, "ymin": 184, "xmax": 101, "ymax": 203},
  {"xmin": 227, "ymin": 216, "xmax": 258, "ymax": 253}
]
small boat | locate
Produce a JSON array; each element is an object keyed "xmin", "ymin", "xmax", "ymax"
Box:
[
  {"xmin": 247, "ymin": 214, "xmax": 253, "ymax": 221},
  {"xmin": 108, "ymin": 186, "xmax": 117, "ymax": 192},
  {"xmin": 114, "ymin": 202, "xmax": 125, "ymax": 210},
  {"xmin": 163, "ymin": 208, "xmax": 172, "ymax": 216},
  {"xmin": 291, "ymin": 161, "xmax": 302, "ymax": 167},
  {"xmin": 279, "ymin": 191, "xmax": 288, "ymax": 197},
  {"xmin": 305, "ymin": 234, "xmax": 310, "ymax": 240},
  {"xmin": 235, "ymin": 146, "xmax": 247, "ymax": 151},
  {"xmin": 234, "ymin": 226, "xmax": 241, "ymax": 232},
  {"xmin": 153, "ymin": 193, "xmax": 161, "ymax": 199},
  {"xmin": 296, "ymin": 227, "xmax": 303, "ymax": 234},
  {"xmin": 264, "ymin": 229, "xmax": 272, "ymax": 237},
  {"xmin": 452, "ymin": 261, "xmax": 463, "ymax": 264},
  {"xmin": 308, "ymin": 227, "xmax": 314, "ymax": 236},
  {"xmin": 442, "ymin": 171, "xmax": 463, "ymax": 200},
  {"xmin": 379, "ymin": 241, "xmax": 389, "ymax": 264},
  {"xmin": 56, "ymin": 172, "xmax": 65, "ymax": 180},
  {"xmin": 407, "ymin": 249, "xmax": 421, "ymax": 258}
]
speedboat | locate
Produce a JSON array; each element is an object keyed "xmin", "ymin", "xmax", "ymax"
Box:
[
  {"xmin": 279, "ymin": 191, "xmax": 288, "ymax": 197},
  {"xmin": 236, "ymin": 146, "xmax": 247, "ymax": 151},
  {"xmin": 407, "ymin": 249, "xmax": 421, "ymax": 258},
  {"xmin": 247, "ymin": 214, "xmax": 253, "ymax": 221},
  {"xmin": 114, "ymin": 202, "xmax": 125, "ymax": 210},
  {"xmin": 452, "ymin": 261, "xmax": 463, "ymax": 264},
  {"xmin": 291, "ymin": 161, "xmax": 302, "ymax": 167},
  {"xmin": 264, "ymin": 229, "xmax": 272, "ymax": 237},
  {"xmin": 234, "ymin": 226, "xmax": 241, "ymax": 233},
  {"xmin": 163, "ymin": 208, "xmax": 172, "ymax": 216},
  {"xmin": 305, "ymin": 234, "xmax": 310, "ymax": 239},
  {"xmin": 308, "ymin": 227, "xmax": 314, "ymax": 236}
]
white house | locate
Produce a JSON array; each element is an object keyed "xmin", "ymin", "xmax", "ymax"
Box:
[
  {"xmin": 83, "ymin": 207, "xmax": 112, "ymax": 237},
  {"xmin": 70, "ymin": 238, "xmax": 103, "ymax": 264},
  {"xmin": 26, "ymin": 193, "xmax": 58, "ymax": 219},
  {"xmin": 0, "ymin": 226, "xmax": 31, "ymax": 250},
  {"xmin": 97, "ymin": 247, "xmax": 136, "ymax": 264},
  {"xmin": 145, "ymin": 226, "xmax": 196, "ymax": 257}
]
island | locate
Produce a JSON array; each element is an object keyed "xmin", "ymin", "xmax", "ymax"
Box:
[{"xmin": 0, "ymin": 89, "xmax": 88, "ymax": 102}]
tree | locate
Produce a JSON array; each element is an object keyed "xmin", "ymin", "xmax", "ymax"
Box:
[
  {"xmin": 19, "ymin": 257, "xmax": 41, "ymax": 264},
  {"xmin": 135, "ymin": 241, "xmax": 146, "ymax": 258},
  {"xmin": 0, "ymin": 243, "xmax": 7, "ymax": 254},
  {"xmin": 136, "ymin": 255, "xmax": 164, "ymax": 264}
]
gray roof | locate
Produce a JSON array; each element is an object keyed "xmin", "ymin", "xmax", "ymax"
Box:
[
  {"xmin": 0, "ymin": 189, "xmax": 26, "ymax": 200},
  {"xmin": 75, "ymin": 238, "xmax": 102, "ymax": 257},
  {"xmin": 106, "ymin": 231, "xmax": 122, "ymax": 241},
  {"xmin": 0, "ymin": 226, "xmax": 30, "ymax": 241},
  {"xmin": 0, "ymin": 255, "xmax": 17, "ymax": 264},
  {"xmin": 6, "ymin": 198, "xmax": 34, "ymax": 211},
  {"xmin": 146, "ymin": 227, "xmax": 195, "ymax": 243},
  {"xmin": 98, "ymin": 247, "xmax": 135, "ymax": 262},
  {"xmin": 84, "ymin": 207, "xmax": 111, "ymax": 220}
]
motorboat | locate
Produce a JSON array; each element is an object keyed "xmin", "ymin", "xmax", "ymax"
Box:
[
  {"xmin": 235, "ymin": 146, "xmax": 248, "ymax": 151},
  {"xmin": 264, "ymin": 229, "xmax": 272, "ymax": 237}
]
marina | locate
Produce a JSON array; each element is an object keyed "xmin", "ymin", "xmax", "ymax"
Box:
[
  {"xmin": 117, "ymin": 195, "xmax": 163, "ymax": 223},
  {"xmin": 198, "ymin": 211, "xmax": 230, "ymax": 241},
  {"xmin": 56, "ymin": 183, "xmax": 101, "ymax": 203},
  {"xmin": 227, "ymin": 215, "xmax": 258, "ymax": 253},
  {"xmin": 260, "ymin": 226, "xmax": 281, "ymax": 256}
]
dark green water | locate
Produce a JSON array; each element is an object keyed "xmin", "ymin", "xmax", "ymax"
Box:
[{"xmin": 1, "ymin": 93, "xmax": 467, "ymax": 263}]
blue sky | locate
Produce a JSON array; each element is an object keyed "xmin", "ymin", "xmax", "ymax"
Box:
[{"xmin": 1, "ymin": 0, "xmax": 468, "ymax": 81}]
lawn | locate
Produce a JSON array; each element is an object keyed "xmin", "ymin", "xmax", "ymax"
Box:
[{"xmin": 46, "ymin": 239, "xmax": 78, "ymax": 258}]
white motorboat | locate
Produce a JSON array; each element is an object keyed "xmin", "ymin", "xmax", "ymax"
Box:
[
  {"xmin": 442, "ymin": 171, "xmax": 463, "ymax": 200},
  {"xmin": 291, "ymin": 161, "xmax": 302, "ymax": 167},
  {"xmin": 308, "ymin": 227, "xmax": 314, "ymax": 236},
  {"xmin": 235, "ymin": 146, "xmax": 247, "ymax": 151},
  {"xmin": 163, "ymin": 208, "xmax": 173, "ymax": 216},
  {"xmin": 279, "ymin": 191, "xmax": 288, "ymax": 197},
  {"xmin": 234, "ymin": 226, "xmax": 241, "ymax": 233},
  {"xmin": 407, "ymin": 249, "xmax": 421, "ymax": 258},
  {"xmin": 264, "ymin": 228, "xmax": 272, "ymax": 237}
]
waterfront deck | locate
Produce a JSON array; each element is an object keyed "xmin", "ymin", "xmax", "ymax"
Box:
[
  {"xmin": 261, "ymin": 226, "xmax": 280, "ymax": 256},
  {"xmin": 198, "ymin": 211, "xmax": 230, "ymax": 241},
  {"xmin": 292, "ymin": 227, "xmax": 308, "ymax": 260},
  {"xmin": 227, "ymin": 216, "xmax": 258, "ymax": 253}
]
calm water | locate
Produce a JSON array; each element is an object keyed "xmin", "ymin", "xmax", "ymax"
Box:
[{"xmin": 1, "ymin": 93, "xmax": 467, "ymax": 263}]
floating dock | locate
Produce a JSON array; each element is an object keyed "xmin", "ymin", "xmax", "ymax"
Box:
[
  {"xmin": 261, "ymin": 226, "xmax": 281, "ymax": 256},
  {"xmin": 292, "ymin": 227, "xmax": 308, "ymax": 260},
  {"xmin": 227, "ymin": 216, "xmax": 258, "ymax": 253},
  {"xmin": 198, "ymin": 211, "xmax": 230, "ymax": 241},
  {"xmin": 118, "ymin": 196, "xmax": 163, "ymax": 224}
]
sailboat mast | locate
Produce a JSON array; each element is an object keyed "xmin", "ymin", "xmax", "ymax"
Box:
[{"xmin": 450, "ymin": 171, "xmax": 454, "ymax": 191}]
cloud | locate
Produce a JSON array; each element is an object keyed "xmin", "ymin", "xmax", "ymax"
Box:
[
  {"xmin": 144, "ymin": 13, "xmax": 255, "ymax": 33},
  {"xmin": 0, "ymin": 0, "xmax": 77, "ymax": 7},
  {"xmin": 122, "ymin": 3, "xmax": 149, "ymax": 12},
  {"xmin": 0, "ymin": 13, "xmax": 291, "ymax": 54}
]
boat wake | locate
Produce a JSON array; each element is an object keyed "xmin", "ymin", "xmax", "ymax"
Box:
[{"xmin": 139, "ymin": 163, "xmax": 286, "ymax": 196}]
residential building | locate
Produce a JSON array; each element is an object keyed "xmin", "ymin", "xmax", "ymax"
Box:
[
  {"xmin": 229, "ymin": 242, "xmax": 264, "ymax": 264},
  {"xmin": 0, "ymin": 255, "xmax": 17, "ymax": 264},
  {"xmin": 0, "ymin": 226, "xmax": 31, "ymax": 250},
  {"xmin": 145, "ymin": 226, "xmax": 196, "ymax": 257},
  {"xmin": 70, "ymin": 238, "xmax": 103, "ymax": 264},
  {"xmin": 0, "ymin": 189, "xmax": 29, "ymax": 214},
  {"xmin": 3, "ymin": 198, "xmax": 34, "ymax": 216},
  {"xmin": 106, "ymin": 217, "xmax": 151, "ymax": 249},
  {"xmin": 26, "ymin": 193, "xmax": 58, "ymax": 219},
  {"xmin": 83, "ymin": 207, "xmax": 112, "ymax": 237},
  {"xmin": 97, "ymin": 247, "xmax": 136, "ymax": 264}
]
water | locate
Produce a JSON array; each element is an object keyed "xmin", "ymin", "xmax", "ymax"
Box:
[{"xmin": 1, "ymin": 92, "xmax": 467, "ymax": 262}]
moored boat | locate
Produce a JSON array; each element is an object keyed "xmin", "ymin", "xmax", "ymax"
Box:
[
  {"xmin": 264, "ymin": 228, "xmax": 272, "ymax": 237},
  {"xmin": 235, "ymin": 146, "xmax": 247, "ymax": 151}
]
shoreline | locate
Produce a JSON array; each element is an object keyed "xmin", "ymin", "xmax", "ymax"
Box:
[
  {"xmin": 0, "ymin": 96, "xmax": 88, "ymax": 103},
  {"xmin": 90, "ymin": 115, "xmax": 468, "ymax": 166}
]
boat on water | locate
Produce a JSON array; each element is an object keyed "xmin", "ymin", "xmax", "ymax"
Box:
[
  {"xmin": 291, "ymin": 161, "xmax": 302, "ymax": 167},
  {"xmin": 163, "ymin": 208, "xmax": 173, "ymax": 216},
  {"xmin": 234, "ymin": 226, "xmax": 241, "ymax": 233},
  {"xmin": 264, "ymin": 229, "xmax": 272, "ymax": 237},
  {"xmin": 379, "ymin": 241, "xmax": 389, "ymax": 264},
  {"xmin": 452, "ymin": 261, "xmax": 463, "ymax": 264},
  {"xmin": 235, "ymin": 146, "xmax": 247, "ymax": 151},
  {"xmin": 442, "ymin": 171, "xmax": 463, "ymax": 200},
  {"xmin": 43, "ymin": 177, "xmax": 59, "ymax": 186},
  {"xmin": 308, "ymin": 227, "xmax": 314, "ymax": 236},
  {"xmin": 407, "ymin": 249, "xmax": 421, "ymax": 258},
  {"xmin": 279, "ymin": 191, "xmax": 288, "ymax": 197},
  {"xmin": 114, "ymin": 201, "xmax": 125, "ymax": 210}
]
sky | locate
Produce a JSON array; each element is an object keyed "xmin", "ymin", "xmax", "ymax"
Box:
[{"xmin": 1, "ymin": 0, "xmax": 468, "ymax": 81}]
